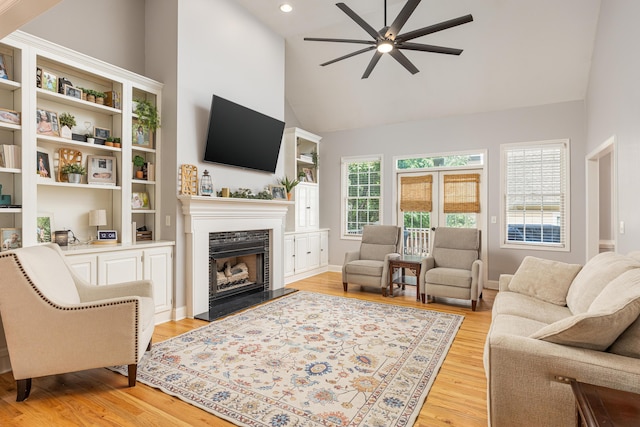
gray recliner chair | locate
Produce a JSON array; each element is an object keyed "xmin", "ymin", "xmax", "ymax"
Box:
[
  {"xmin": 342, "ymin": 225, "xmax": 401, "ymax": 294},
  {"xmin": 419, "ymin": 227, "xmax": 483, "ymax": 310}
]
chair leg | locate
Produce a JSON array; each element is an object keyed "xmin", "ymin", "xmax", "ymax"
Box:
[
  {"xmin": 128, "ymin": 364, "xmax": 137, "ymax": 387},
  {"xmin": 16, "ymin": 378, "xmax": 31, "ymax": 402},
  {"xmin": 342, "ymin": 282, "xmax": 348, "ymax": 292},
  {"xmin": 479, "ymin": 292, "xmax": 483, "ymax": 299},
  {"xmin": 146, "ymin": 339, "xmax": 152, "ymax": 352},
  {"xmin": 471, "ymin": 300, "xmax": 477, "ymax": 311}
]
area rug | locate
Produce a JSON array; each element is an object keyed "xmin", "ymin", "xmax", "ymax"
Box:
[{"xmin": 111, "ymin": 291, "xmax": 463, "ymax": 427}]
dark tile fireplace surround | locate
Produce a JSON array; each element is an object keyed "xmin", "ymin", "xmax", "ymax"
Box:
[{"xmin": 195, "ymin": 229, "xmax": 295, "ymax": 321}]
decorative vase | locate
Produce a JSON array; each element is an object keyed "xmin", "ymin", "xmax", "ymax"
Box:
[
  {"xmin": 135, "ymin": 170, "xmax": 144, "ymax": 179},
  {"xmin": 287, "ymin": 192, "xmax": 292, "ymax": 201},
  {"xmin": 60, "ymin": 126, "xmax": 72, "ymax": 139},
  {"xmin": 68, "ymin": 173, "xmax": 81, "ymax": 184},
  {"xmin": 86, "ymin": 137, "xmax": 95, "ymax": 144},
  {"xmin": 87, "ymin": 94, "xmax": 95, "ymax": 103},
  {"xmin": 96, "ymin": 97, "xmax": 104, "ymax": 105}
]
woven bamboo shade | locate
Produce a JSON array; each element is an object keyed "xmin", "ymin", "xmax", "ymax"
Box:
[
  {"xmin": 400, "ymin": 175, "xmax": 432, "ymax": 212},
  {"xmin": 443, "ymin": 173, "xmax": 480, "ymax": 213}
]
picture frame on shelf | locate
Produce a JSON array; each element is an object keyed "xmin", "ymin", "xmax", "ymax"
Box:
[
  {"xmin": 41, "ymin": 69, "xmax": 57, "ymax": 92},
  {"xmin": 36, "ymin": 147, "xmax": 53, "ymax": 179},
  {"xmin": 94, "ymin": 127, "xmax": 110, "ymax": 140},
  {"xmin": 0, "ymin": 107, "xmax": 20, "ymax": 125},
  {"xmin": 37, "ymin": 213, "xmax": 54, "ymax": 244},
  {"xmin": 36, "ymin": 109, "xmax": 60, "ymax": 136},
  {"xmin": 0, "ymin": 54, "xmax": 10, "ymax": 80},
  {"xmin": 131, "ymin": 192, "xmax": 150, "ymax": 209},
  {"xmin": 87, "ymin": 155, "xmax": 116, "ymax": 185},
  {"xmin": 64, "ymin": 84, "xmax": 82, "ymax": 99},
  {"xmin": 132, "ymin": 118, "xmax": 152, "ymax": 148},
  {"xmin": 303, "ymin": 167, "xmax": 315, "ymax": 183},
  {"xmin": 1, "ymin": 228, "xmax": 21, "ymax": 251},
  {"xmin": 269, "ymin": 185, "xmax": 287, "ymax": 200}
]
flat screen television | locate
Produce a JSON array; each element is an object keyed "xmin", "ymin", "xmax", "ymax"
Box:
[{"xmin": 203, "ymin": 95, "xmax": 285, "ymax": 173}]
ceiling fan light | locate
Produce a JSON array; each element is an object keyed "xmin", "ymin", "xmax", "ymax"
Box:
[
  {"xmin": 377, "ymin": 41, "xmax": 393, "ymax": 53},
  {"xmin": 279, "ymin": 3, "xmax": 293, "ymax": 13}
]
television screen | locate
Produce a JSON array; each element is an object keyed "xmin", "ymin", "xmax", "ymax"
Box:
[{"xmin": 203, "ymin": 95, "xmax": 285, "ymax": 173}]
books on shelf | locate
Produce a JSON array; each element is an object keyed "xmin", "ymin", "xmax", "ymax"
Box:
[{"xmin": 0, "ymin": 144, "xmax": 20, "ymax": 169}]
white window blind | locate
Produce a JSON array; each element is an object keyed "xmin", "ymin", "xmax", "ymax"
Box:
[{"xmin": 502, "ymin": 140, "xmax": 569, "ymax": 249}]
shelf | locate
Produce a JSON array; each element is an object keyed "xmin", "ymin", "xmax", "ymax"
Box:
[
  {"xmin": 296, "ymin": 157, "xmax": 314, "ymax": 165},
  {"xmin": 132, "ymin": 209, "xmax": 156, "ymax": 214},
  {"xmin": 0, "ymin": 167, "xmax": 21, "ymax": 174},
  {"xmin": 0, "ymin": 207, "xmax": 21, "ymax": 213},
  {"xmin": 36, "ymin": 88, "xmax": 121, "ymax": 115},
  {"xmin": 36, "ymin": 135, "xmax": 122, "ymax": 153},
  {"xmin": 0, "ymin": 121, "xmax": 21, "ymax": 131},
  {"xmin": 0, "ymin": 79, "xmax": 21, "ymax": 91},
  {"xmin": 131, "ymin": 145, "xmax": 156, "ymax": 154},
  {"xmin": 132, "ymin": 179, "xmax": 155, "ymax": 185},
  {"xmin": 37, "ymin": 179, "xmax": 121, "ymax": 190}
]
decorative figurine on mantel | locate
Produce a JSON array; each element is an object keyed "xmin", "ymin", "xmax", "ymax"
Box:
[{"xmin": 200, "ymin": 170, "xmax": 214, "ymax": 196}]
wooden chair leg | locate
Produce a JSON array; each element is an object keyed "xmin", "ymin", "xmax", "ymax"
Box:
[
  {"xmin": 471, "ymin": 300, "xmax": 477, "ymax": 311},
  {"xmin": 342, "ymin": 282, "xmax": 348, "ymax": 292},
  {"xmin": 16, "ymin": 378, "xmax": 31, "ymax": 402},
  {"xmin": 146, "ymin": 340, "xmax": 152, "ymax": 352},
  {"xmin": 128, "ymin": 364, "xmax": 137, "ymax": 387}
]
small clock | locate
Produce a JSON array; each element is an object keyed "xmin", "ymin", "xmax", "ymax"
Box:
[{"xmin": 97, "ymin": 230, "xmax": 118, "ymax": 242}]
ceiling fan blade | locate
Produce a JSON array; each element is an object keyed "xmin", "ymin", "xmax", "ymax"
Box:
[
  {"xmin": 385, "ymin": 0, "xmax": 421, "ymax": 40},
  {"xmin": 320, "ymin": 46, "xmax": 377, "ymax": 67},
  {"xmin": 398, "ymin": 42, "xmax": 463, "ymax": 55},
  {"xmin": 362, "ymin": 51, "xmax": 383, "ymax": 79},
  {"xmin": 389, "ymin": 49, "xmax": 419, "ymax": 74},
  {"xmin": 304, "ymin": 37, "xmax": 375, "ymax": 46},
  {"xmin": 396, "ymin": 14, "xmax": 473, "ymax": 42},
  {"xmin": 336, "ymin": 2, "xmax": 381, "ymax": 40}
]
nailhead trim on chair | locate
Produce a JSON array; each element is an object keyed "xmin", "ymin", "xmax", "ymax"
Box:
[{"xmin": 1, "ymin": 252, "xmax": 140, "ymax": 360}]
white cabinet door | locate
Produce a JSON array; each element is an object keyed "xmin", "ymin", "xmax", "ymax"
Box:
[
  {"xmin": 67, "ymin": 254, "xmax": 98, "ymax": 285},
  {"xmin": 143, "ymin": 247, "xmax": 172, "ymax": 314},
  {"xmin": 320, "ymin": 230, "xmax": 329, "ymax": 266},
  {"xmin": 294, "ymin": 233, "xmax": 309, "ymax": 272},
  {"xmin": 98, "ymin": 251, "xmax": 143, "ymax": 285},
  {"xmin": 295, "ymin": 183, "xmax": 319, "ymax": 231},
  {"xmin": 307, "ymin": 232, "xmax": 321, "ymax": 270},
  {"xmin": 284, "ymin": 234, "xmax": 295, "ymax": 277}
]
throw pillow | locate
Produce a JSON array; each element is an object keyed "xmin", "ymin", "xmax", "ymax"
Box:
[
  {"xmin": 530, "ymin": 269, "xmax": 640, "ymax": 350},
  {"xmin": 508, "ymin": 256, "xmax": 582, "ymax": 305},
  {"xmin": 566, "ymin": 252, "xmax": 640, "ymax": 314}
]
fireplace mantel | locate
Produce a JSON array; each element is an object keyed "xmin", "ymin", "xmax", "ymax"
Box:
[{"xmin": 179, "ymin": 195, "xmax": 292, "ymax": 317}]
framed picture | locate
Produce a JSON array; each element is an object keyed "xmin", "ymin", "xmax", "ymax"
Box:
[
  {"xmin": 303, "ymin": 167, "xmax": 315, "ymax": 183},
  {"xmin": 1, "ymin": 228, "xmax": 21, "ymax": 251},
  {"xmin": 41, "ymin": 69, "xmax": 57, "ymax": 92},
  {"xmin": 37, "ymin": 213, "xmax": 53, "ymax": 243},
  {"xmin": 131, "ymin": 192, "xmax": 150, "ymax": 209},
  {"xmin": 0, "ymin": 54, "xmax": 10, "ymax": 80},
  {"xmin": 0, "ymin": 107, "xmax": 20, "ymax": 125},
  {"xmin": 36, "ymin": 109, "xmax": 60, "ymax": 136},
  {"xmin": 132, "ymin": 119, "xmax": 152, "ymax": 148},
  {"xmin": 269, "ymin": 185, "xmax": 287, "ymax": 200},
  {"xmin": 94, "ymin": 127, "xmax": 110, "ymax": 140},
  {"xmin": 87, "ymin": 155, "xmax": 117, "ymax": 185},
  {"xmin": 36, "ymin": 148, "xmax": 53, "ymax": 179},
  {"xmin": 64, "ymin": 84, "xmax": 82, "ymax": 99}
]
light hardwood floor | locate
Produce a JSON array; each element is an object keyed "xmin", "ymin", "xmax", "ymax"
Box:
[{"xmin": 0, "ymin": 272, "xmax": 494, "ymax": 426}]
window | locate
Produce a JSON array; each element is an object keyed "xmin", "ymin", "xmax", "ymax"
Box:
[
  {"xmin": 342, "ymin": 156, "xmax": 382, "ymax": 238},
  {"xmin": 501, "ymin": 139, "xmax": 570, "ymax": 250}
]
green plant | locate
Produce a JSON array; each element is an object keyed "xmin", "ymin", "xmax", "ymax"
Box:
[
  {"xmin": 95, "ymin": 91, "xmax": 106, "ymax": 99},
  {"xmin": 312, "ymin": 149, "xmax": 318, "ymax": 168},
  {"xmin": 58, "ymin": 112, "xmax": 76, "ymax": 128},
  {"xmin": 133, "ymin": 99, "xmax": 160, "ymax": 132},
  {"xmin": 106, "ymin": 137, "xmax": 114, "ymax": 142},
  {"xmin": 278, "ymin": 176, "xmax": 299, "ymax": 193},
  {"xmin": 114, "ymin": 137, "xmax": 121, "ymax": 144},
  {"xmin": 61, "ymin": 163, "xmax": 86, "ymax": 175},
  {"xmin": 133, "ymin": 155, "xmax": 145, "ymax": 170}
]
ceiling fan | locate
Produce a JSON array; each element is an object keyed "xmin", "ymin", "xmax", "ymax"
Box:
[{"xmin": 304, "ymin": 0, "xmax": 473, "ymax": 79}]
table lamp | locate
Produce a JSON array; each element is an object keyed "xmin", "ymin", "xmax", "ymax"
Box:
[{"xmin": 89, "ymin": 209, "xmax": 107, "ymax": 240}]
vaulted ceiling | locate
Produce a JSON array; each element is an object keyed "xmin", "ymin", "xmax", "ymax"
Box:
[{"xmin": 234, "ymin": 0, "xmax": 601, "ymax": 133}]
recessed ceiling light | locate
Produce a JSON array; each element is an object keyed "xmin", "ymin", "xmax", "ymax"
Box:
[{"xmin": 280, "ymin": 3, "xmax": 293, "ymax": 13}]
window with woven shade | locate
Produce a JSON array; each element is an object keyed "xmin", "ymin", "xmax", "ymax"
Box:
[
  {"xmin": 400, "ymin": 175, "xmax": 432, "ymax": 212},
  {"xmin": 443, "ymin": 174, "xmax": 480, "ymax": 213}
]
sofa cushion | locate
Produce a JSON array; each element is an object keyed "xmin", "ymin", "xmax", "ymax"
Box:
[
  {"xmin": 566, "ymin": 252, "xmax": 640, "ymax": 314},
  {"xmin": 609, "ymin": 317, "xmax": 640, "ymax": 358},
  {"xmin": 344, "ymin": 259, "xmax": 385, "ymax": 277},
  {"xmin": 508, "ymin": 256, "xmax": 582, "ymax": 306},
  {"xmin": 530, "ymin": 269, "xmax": 640, "ymax": 350},
  {"xmin": 493, "ymin": 291, "xmax": 572, "ymax": 324},
  {"xmin": 425, "ymin": 267, "xmax": 472, "ymax": 288}
]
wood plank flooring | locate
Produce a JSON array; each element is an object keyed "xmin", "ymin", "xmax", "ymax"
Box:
[{"xmin": 0, "ymin": 272, "xmax": 494, "ymax": 426}]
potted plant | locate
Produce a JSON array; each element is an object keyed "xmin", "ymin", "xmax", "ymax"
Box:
[
  {"xmin": 105, "ymin": 136, "xmax": 114, "ymax": 147},
  {"xmin": 84, "ymin": 133, "xmax": 95, "ymax": 144},
  {"xmin": 278, "ymin": 175, "xmax": 299, "ymax": 200},
  {"xmin": 58, "ymin": 112, "xmax": 76, "ymax": 139},
  {"xmin": 113, "ymin": 137, "xmax": 121, "ymax": 148},
  {"xmin": 133, "ymin": 99, "xmax": 160, "ymax": 135},
  {"xmin": 84, "ymin": 89, "xmax": 96, "ymax": 103},
  {"xmin": 133, "ymin": 155, "xmax": 145, "ymax": 179},
  {"xmin": 61, "ymin": 163, "xmax": 86, "ymax": 184},
  {"xmin": 95, "ymin": 91, "xmax": 106, "ymax": 105}
]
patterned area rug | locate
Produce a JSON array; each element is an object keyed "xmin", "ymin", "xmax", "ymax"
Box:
[{"xmin": 112, "ymin": 291, "xmax": 463, "ymax": 427}]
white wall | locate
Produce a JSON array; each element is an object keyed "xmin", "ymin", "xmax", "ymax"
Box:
[
  {"xmin": 586, "ymin": 0, "xmax": 640, "ymax": 254},
  {"xmin": 320, "ymin": 101, "xmax": 587, "ymax": 281}
]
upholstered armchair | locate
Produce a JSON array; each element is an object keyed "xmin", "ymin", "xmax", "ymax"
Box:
[
  {"xmin": 419, "ymin": 227, "xmax": 483, "ymax": 310},
  {"xmin": 0, "ymin": 244, "xmax": 155, "ymax": 401},
  {"xmin": 342, "ymin": 225, "xmax": 402, "ymax": 294}
]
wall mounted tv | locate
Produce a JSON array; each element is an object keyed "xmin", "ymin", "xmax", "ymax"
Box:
[{"xmin": 203, "ymin": 95, "xmax": 285, "ymax": 174}]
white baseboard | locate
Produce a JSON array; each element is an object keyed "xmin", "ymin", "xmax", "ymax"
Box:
[
  {"xmin": 173, "ymin": 305, "xmax": 187, "ymax": 321},
  {"xmin": 486, "ymin": 279, "xmax": 499, "ymax": 290},
  {"xmin": 285, "ymin": 265, "xmax": 330, "ymax": 285}
]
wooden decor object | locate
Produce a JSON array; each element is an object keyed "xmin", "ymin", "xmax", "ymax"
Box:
[
  {"xmin": 180, "ymin": 164, "xmax": 198, "ymax": 195},
  {"xmin": 57, "ymin": 148, "xmax": 83, "ymax": 182}
]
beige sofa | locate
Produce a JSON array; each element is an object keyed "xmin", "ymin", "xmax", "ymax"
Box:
[{"xmin": 484, "ymin": 251, "xmax": 640, "ymax": 426}]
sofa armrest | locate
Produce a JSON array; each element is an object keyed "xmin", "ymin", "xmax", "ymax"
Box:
[
  {"xmin": 485, "ymin": 331, "xmax": 640, "ymax": 427},
  {"xmin": 498, "ymin": 274, "xmax": 514, "ymax": 292},
  {"xmin": 342, "ymin": 250, "xmax": 361, "ymax": 283},
  {"xmin": 76, "ymin": 279, "xmax": 154, "ymax": 303},
  {"xmin": 471, "ymin": 259, "xmax": 483, "ymax": 299}
]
